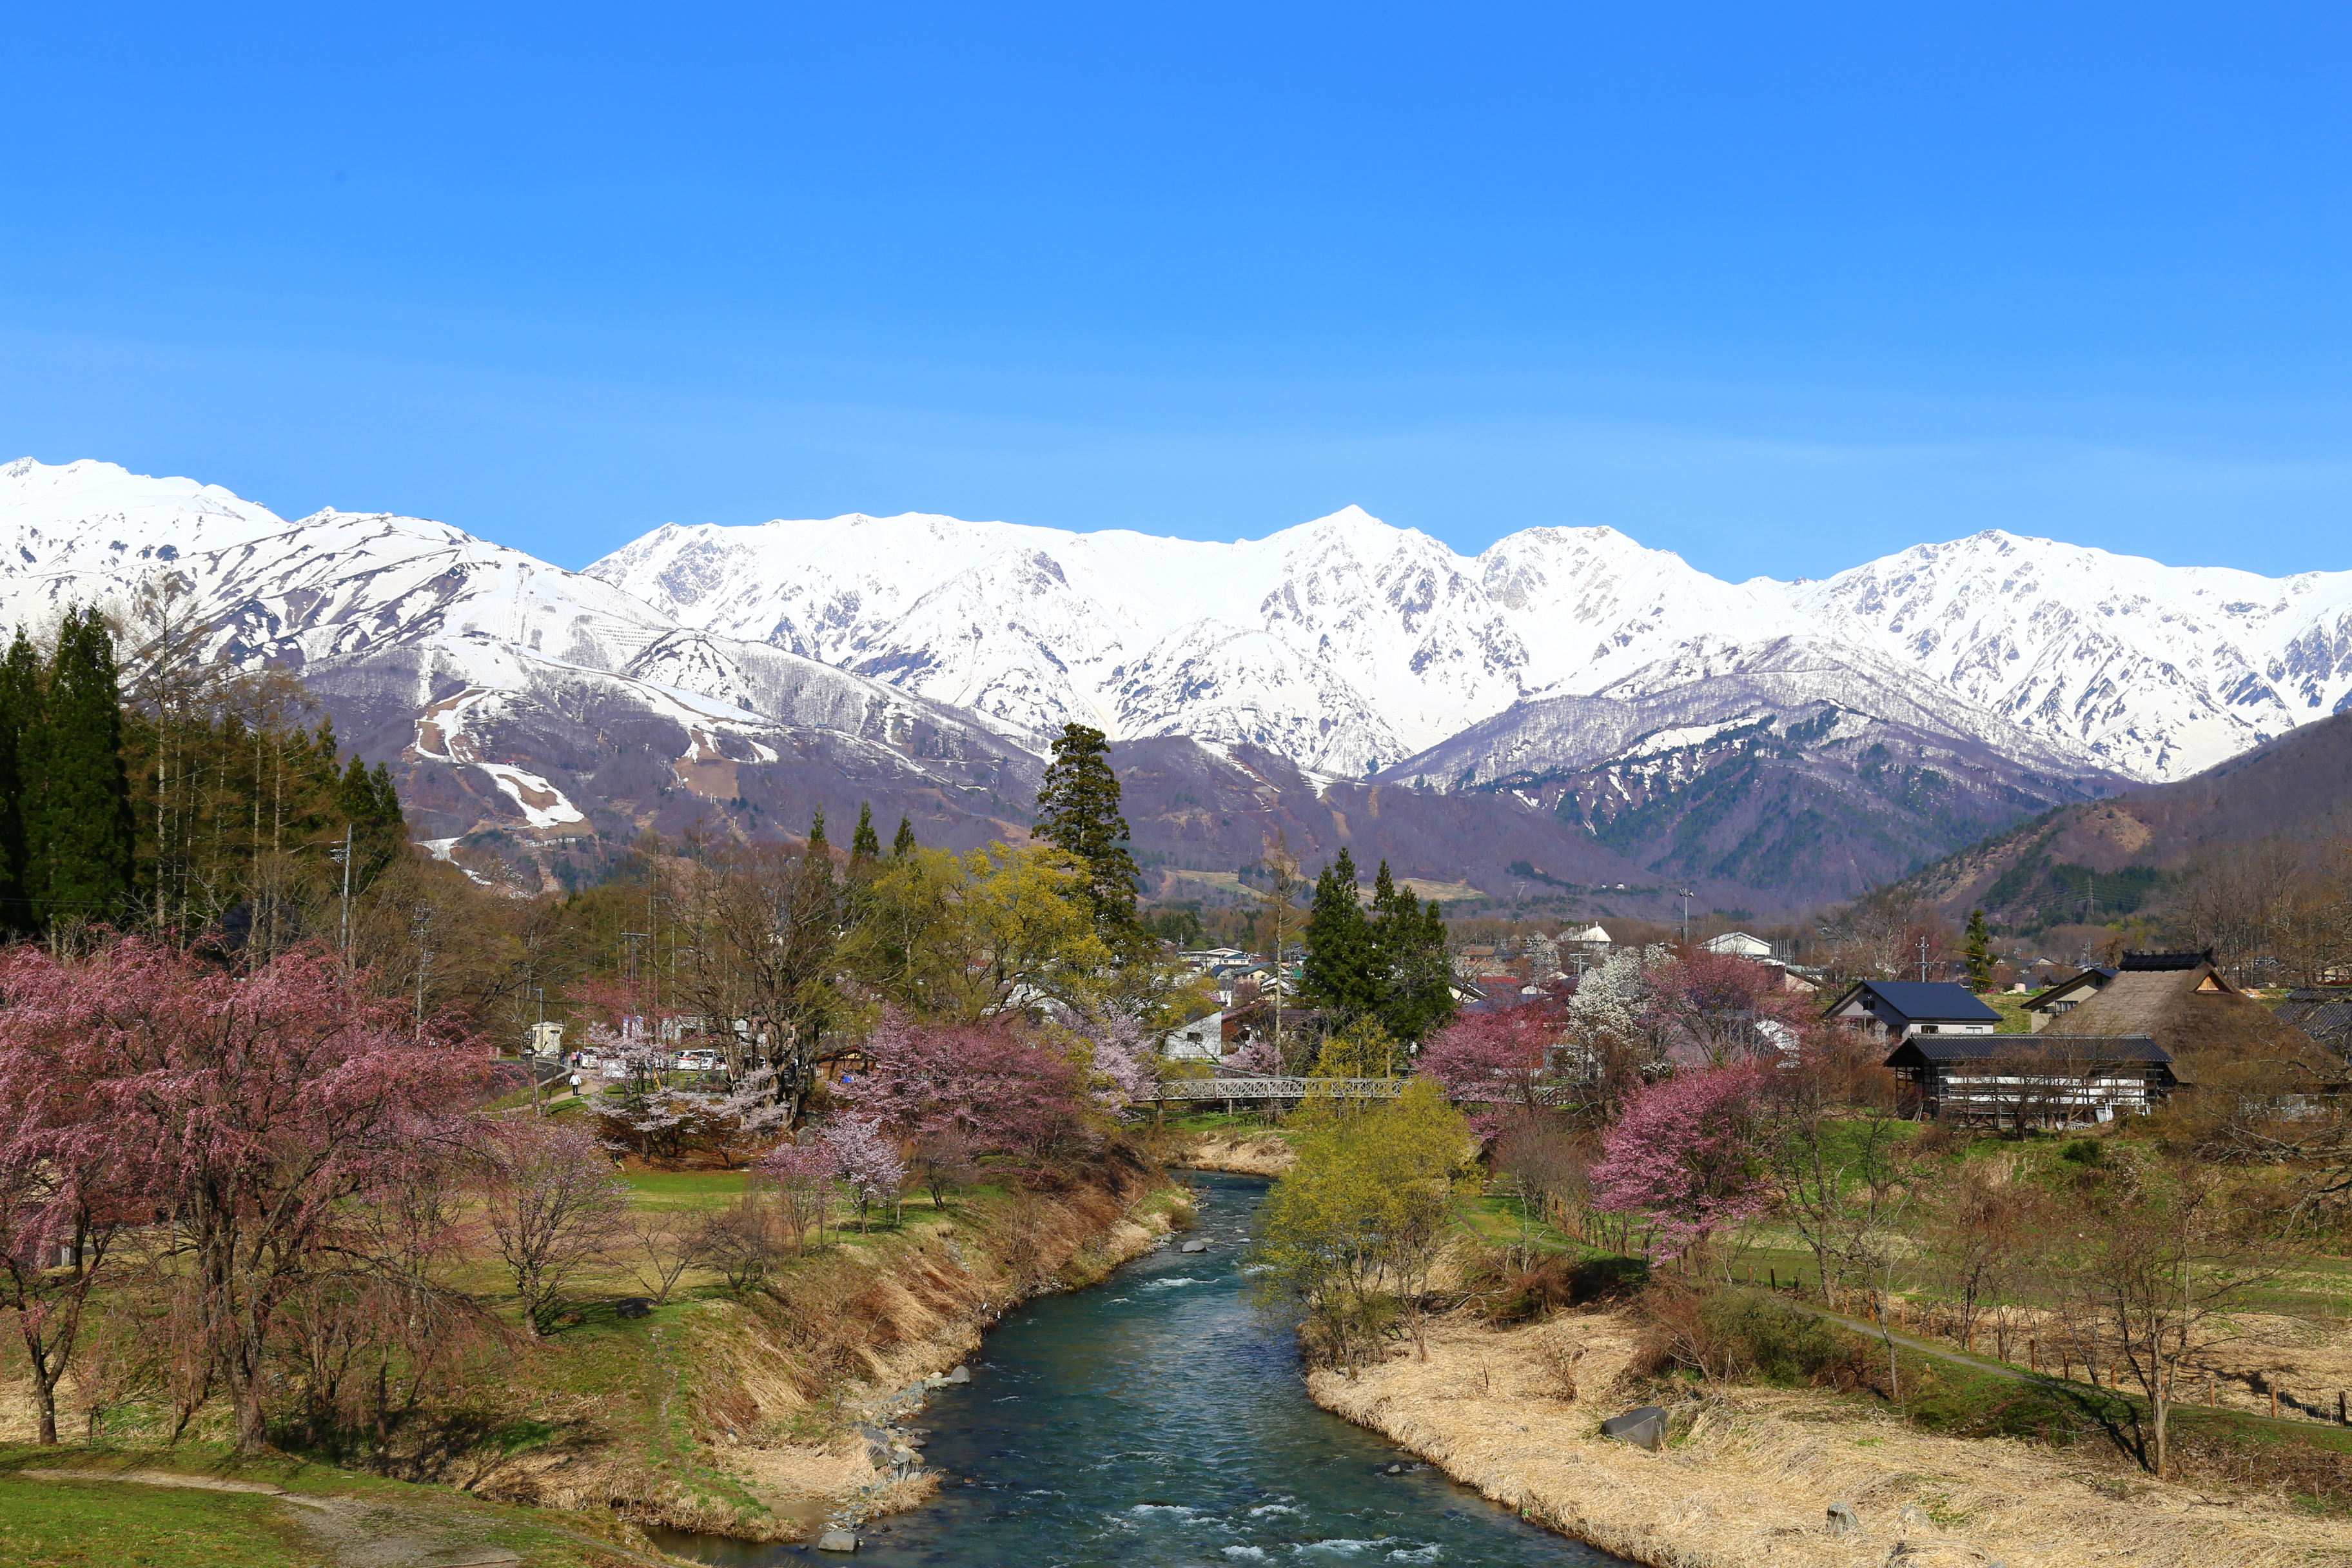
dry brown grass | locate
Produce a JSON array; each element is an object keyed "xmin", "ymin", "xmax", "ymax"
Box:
[
  {"xmin": 1309, "ymin": 1305, "xmax": 2352, "ymax": 1568},
  {"xmin": 1177, "ymin": 1130, "xmax": 1297, "ymax": 1175}
]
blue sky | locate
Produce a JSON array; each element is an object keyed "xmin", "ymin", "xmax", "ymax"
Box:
[{"xmin": 4, "ymin": 3, "xmax": 2347, "ymax": 581}]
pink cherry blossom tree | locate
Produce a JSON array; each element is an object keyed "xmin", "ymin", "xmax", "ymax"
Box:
[
  {"xmin": 1416, "ymin": 1002, "xmax": 1565, "ymax": 1135},
  {"xmin": 1587, "ymin": 1062, "xmax": 1773, "ymax": 1262},
  {"xmin": 817, "ymin": 1113, "xmax": 906, "ymax": 1229},
  {"xmin": 754, "ymin": 1140, "xmax": 838, "ymax": 1248},
  {"xmin": 1048, "ymin": 1001, "xmax": 1159, "ymax": 1113},
  {"xmin": 0, "ymin": 940, "xmax": 485, "ymax": 1453},
  {"xmin": 1218, "ymin": 1032, "xmax": 1282, "ymax": 1077},
  {"xmin": 836, "ymin": 1009, "xmax": 1095, "ymax": 1168}
]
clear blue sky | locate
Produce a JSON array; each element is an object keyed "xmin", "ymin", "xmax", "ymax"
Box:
[{"xmin": 4, "ymin": 3, "xmax": 2347, "ymax": 580}]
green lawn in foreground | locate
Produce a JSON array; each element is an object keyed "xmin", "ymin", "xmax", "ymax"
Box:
[{"xmin": 0, "ymin": 1474, "xmax": 313, "ymax": 1568}]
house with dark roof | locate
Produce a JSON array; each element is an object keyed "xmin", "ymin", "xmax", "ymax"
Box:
[
  {"xmin": 1886, "ymin": 1034, "xmax": 2177, "ymax": 1126},
  {"xmin": 1823, "ymin": 980, "xmax": 2001, "ymax": 1041},
  {"xmin": 2024, "ymin": 966, "xmax": 2119, "ymax": 1030},
  {"xmin": 2274, "ymin": 989, "xmax": 2352, "ymax": 1058}
]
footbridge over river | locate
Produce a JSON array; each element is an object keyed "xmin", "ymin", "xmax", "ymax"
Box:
[{"xmin": 1146, "ymin": 1076, "xmax": 1406, "ymax": 1105}]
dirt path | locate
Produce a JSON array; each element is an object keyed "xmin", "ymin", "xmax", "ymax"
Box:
[
  {"xmin": 1791, "ymin": 1298, "xmax": 2345, "ymax": 1440},
  {"xmin": 15, "ymin": 1467, "xmax": 686, "ymax": 1568}
]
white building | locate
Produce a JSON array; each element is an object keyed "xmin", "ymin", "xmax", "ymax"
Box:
[{"xmin": 1701, "ymin": 931, "xmax": 1775, "ymax": 959}]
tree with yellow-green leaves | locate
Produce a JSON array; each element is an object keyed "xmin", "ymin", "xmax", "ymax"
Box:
[
  {"xmin": 1311, "ymin": 1015, "xmax": 1402, "ymax": 1079},
  {"xmin": 1249, "ymin": 1078, "xmax": 1471, "ymax": 1367},
  {"xmin": 842, "ymin": 841, "xmax": 1112, "ymax": 1021}
]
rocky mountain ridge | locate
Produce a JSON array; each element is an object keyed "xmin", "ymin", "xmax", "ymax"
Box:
[{"xmin": 6, "ymin": 455, "xmax": 2336, "ymax": 909}]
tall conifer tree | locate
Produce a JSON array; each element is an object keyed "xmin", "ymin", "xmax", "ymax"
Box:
[
  {"xmin": 34, "ymin": 607, "xmax": 135, "ymax": 925},
  {"xmin": 850, "ymin": 801, "xmax": 881, "ymax": 865},
  {"xmin": 1034, "ymin": 722, "xmax": 1141, "ymax": 943},
  {"xmin": 892, "ymin": 814, "xmax": 917, "ymax": 858},
  {"xmin": 0, "ymin": 628, "xmax": 37, "ymax": 928},
  {"xmin": 1368, "ymin": 860, "xmax": 1455, "ymax": 1042},
  {"xmin": 1301, "ymin": 848, "xmax": 1379, "ymax": 1020}
]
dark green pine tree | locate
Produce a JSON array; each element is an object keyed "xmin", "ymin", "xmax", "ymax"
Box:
[
  {"xmin": 1965, "ymin": 908, "xmax": 1994, "ymax": 991},
  {"xmin": 335, "ymin": 756, "xmax": 409, "ymax": 879},
  {"xmin": 892, "ymin": 814, "xmax": 918, "ymax": 858},
  {"xmin": 32, "ymin": 607, "xmax": 135, "ymax": 926},
  {"xmin": 0, "ymin": 629, "xmax": 38, "ymax": 930},
  {"xmin": 1300, "ymin": 847, "xmax": 1380, "ymax": 1021},
  {"xmin": 807, "ymin": 808, "xmax": 828, "ymax": 852},
  {"xmin": 1034, "ymin": 723, "xmax": 1141, "ymax": 943},
  {"xmin": 1368, "ymin": 859, "xmax": 1457, "ymax": 1042},
  {"xmin": 850, "ymin": 801, "xmax": 881, "ymax": 865}
]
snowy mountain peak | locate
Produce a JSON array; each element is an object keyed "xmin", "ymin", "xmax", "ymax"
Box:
[{"xmin": 592, "ymin": 500, "xmax": 2352, "ymax": 784}]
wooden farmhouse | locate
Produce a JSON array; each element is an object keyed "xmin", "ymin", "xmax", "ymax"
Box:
[
  {"xmin": 1885, "ymin": 950, "xmax": 2316, "ymax": 1127},
  {"xmin": 1885, "ymin": 1034, "xmax": 2177, "ymax": 1126}
]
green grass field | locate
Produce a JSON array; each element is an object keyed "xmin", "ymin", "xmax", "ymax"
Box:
[
  {"xmin": 0, "ymin": 1446, "xmax": 678, "ymax": 1567},
  {"xmin": 0, "ymin": 1472, "xmax": 311, "ymax": 1568}
]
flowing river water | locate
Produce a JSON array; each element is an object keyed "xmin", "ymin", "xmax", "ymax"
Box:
[{"xmin": 652, "ymin": 1173, "xmax": 1627, "ymax": 1568}]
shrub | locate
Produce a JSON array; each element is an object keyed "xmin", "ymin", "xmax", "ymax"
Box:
[{"xmin": 1634, "ymin": 1283, "xmax": 1863, "ymax": 1387}]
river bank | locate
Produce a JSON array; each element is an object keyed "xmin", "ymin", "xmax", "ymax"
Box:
[
  {"xmin": 1308, "ymin": 1304, "xmax": 2352, "ymax": 1568},
  {"xmin": 493, "ymin": 1159, "xmax": 1195, "ymax": 1544},
  {"xmin": 1170, "ymin": 1126, "xmax": 1297, "ymax": 1175},
  {"xmin": 654, "ymin": 1171, "xmax": 1622, "ymax": 1568}
]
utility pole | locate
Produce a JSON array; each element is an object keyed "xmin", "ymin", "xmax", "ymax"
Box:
[
  {"xmin": 333, "ymin": 822, "xmax": 354, "ymax": 967},
  {"xmin": 1676, "ymin": 888, "xmax": 1695, "ymax": 948},
  {"xmin": 621, "ymin": 931, "xmax": 648, "ymax": 1041},
  {"xmin": 409, "ymin": 903, "xmax": 433, "ymax": 1036},
  {"xmin": 1917, "ymin": 932, "xmax": 1930, "ymax": 983}
]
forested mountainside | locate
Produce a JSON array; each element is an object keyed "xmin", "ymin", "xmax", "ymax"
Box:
[{"xmin": 1898, "ymin": 710, "xmax": 2352, "ymax": 929}]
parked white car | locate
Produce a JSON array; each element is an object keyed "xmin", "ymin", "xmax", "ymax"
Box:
[{"xmin": 676, "ymin": 1048, "xmax": 721, "ymax": 1072}]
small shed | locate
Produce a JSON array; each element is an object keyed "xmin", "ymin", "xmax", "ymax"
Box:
[
  {"xmin": 1886, "ymin": 1034, "xmax": 2177, "ymax": 1126},
  {"xmin": 1823, "ymin": 980, "xmax": 2001, "ymax": 1041}
]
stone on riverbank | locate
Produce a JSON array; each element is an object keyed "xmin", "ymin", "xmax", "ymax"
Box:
[
  {"xmin": 814, "ymin": 1526, "xmax": 859, "ymax": 1551},
  {"xmin": 1599, "ymin": 1406, "xmax": 1665, "ymax": 1451}
]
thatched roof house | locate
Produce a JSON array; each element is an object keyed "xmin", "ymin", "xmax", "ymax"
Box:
[{"xmin": 2053, "ymin": 950, "xmax": 2315, "ymax": 1083}]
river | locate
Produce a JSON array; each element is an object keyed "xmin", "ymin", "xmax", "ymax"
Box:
[{"xmin": 652, "ymin": 1171, "xmax": 1627, "ymax": 1567}]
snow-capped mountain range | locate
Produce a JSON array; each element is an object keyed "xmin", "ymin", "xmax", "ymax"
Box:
[
  {"xmin": 3, "ymin": 454, "xmax": 2346, "ymax": 905},
  {"xmin": 590, "ymin": 504, "xmax": 2352, "ymax": 785}
]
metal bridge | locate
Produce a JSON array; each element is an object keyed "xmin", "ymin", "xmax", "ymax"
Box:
[{"xmin": 1147, "ymin": 1076, "xmax": 1406, "ymax": 1103}]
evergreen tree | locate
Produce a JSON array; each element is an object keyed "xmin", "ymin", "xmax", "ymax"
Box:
[
  {"xmin": 850, "ymin": 801, "xmax": 881, "ymax": 865},
  {"xmin": 32, "ymin": 607, "xmax": 134, "ymax": 926},
  {"xmin": 892, "ymin": 814, "xmax": 918, "ymax": 858},
  {"xmin": 1300, "ymin": 848, "xmax": 1380, "ymax": 1020},
  {"xmin": 1367, "ymin": 860, "xmax": 1456, "ymax": 1042},
  {"xmin": 0, "ymin": 629, "xmax": 36, "ymax": 928},
  {"xmin": 807, "ymin": 808, "xmax": 828, "ymax": 852},
  {"xmin": 1034, "ymin": 722, "xmax": 1141, "ymax": 943},
  {"xmin": 1965, "ymin": 907, "xmax": 1994, "ymax": 991}
]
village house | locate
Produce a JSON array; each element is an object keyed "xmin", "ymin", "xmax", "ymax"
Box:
[
  {"xmin": 1701, "ymin": 930, "xmax": 1775, "ymax": 959},
  {"xmin": 2053, "ymin": 949, "xmax": 2324, "ymax": 1083},
  {"xmin": 1160, "ymin": 1009, "xmax": 1229, "ymax": 1061},
  {"xmin": 1823, "ymin": 979, "xmax": 2001, "ymax": 1041},
  {"xmin": 1885, "ymin": 1034, "xmax": 2177, "ymax": 1126},
  {"xmin": 2023, "ymin": 965, "xmax": 2117, "ymax": 1030}
]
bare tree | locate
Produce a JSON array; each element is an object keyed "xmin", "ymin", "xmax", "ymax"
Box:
[
  {"xmin": 479, "ymin": 1120, "xmax": 632, "ymax": 1336},
  {"xmin": 2053, "ymin": 1157, "xmax": 2278, "ymax": 1478}
]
